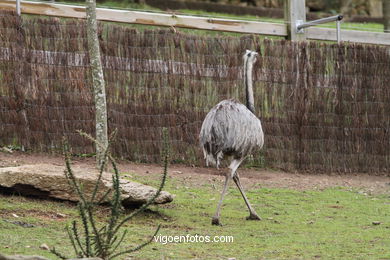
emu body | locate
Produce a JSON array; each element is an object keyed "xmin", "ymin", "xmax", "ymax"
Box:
[
  {"xmin": 199, "ymin": 50, "xmax": 264, "ymax": 225},
  {"xmin": 199, "ymin": 99, "xmax": 263, "ymax": 168}
]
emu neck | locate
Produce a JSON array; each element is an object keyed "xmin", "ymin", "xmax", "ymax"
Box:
[{"xmin": 244, "ymin": 58, "xmax": 255, "ymax": 114}]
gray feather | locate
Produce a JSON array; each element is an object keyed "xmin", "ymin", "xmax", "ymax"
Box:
[{"xmin": 199, "ymin": 99, "xmax": 264, "ymax": 167}]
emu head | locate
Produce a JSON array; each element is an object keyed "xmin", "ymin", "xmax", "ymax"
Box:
[{"xmin": 244, "ymin": 49, "xmax": 258, "ymax": 64}]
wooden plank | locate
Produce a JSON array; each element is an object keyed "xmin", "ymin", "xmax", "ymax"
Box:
[
  {"xmin": 0, "ymin": 0, "xmax": 287, "ymax": 36},
  {"xmin": 284, "ymin": 0, "xmax": 306, "ymax": 41},
  {"xmin": 307, "ymin": 27, "xmax": 390, "ymax": 45}
]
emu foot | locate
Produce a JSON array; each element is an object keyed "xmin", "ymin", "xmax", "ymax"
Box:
[
  {"xmin": 211, "ymin": 217, "xmax": 222, "ymax": 226},
  {"xmin": 246, "ymin": 213, "xmax": 261, "ymax": 221}
]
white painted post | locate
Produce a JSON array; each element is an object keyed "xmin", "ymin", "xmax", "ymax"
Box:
[
  {"xmin": 284, "ymin": 0, "xmax": 306, "ymax": 41},
  {"xmin": 336, "ymin": 20, "xmax": 341, "ymax": 43},
  {"xmin": 16, "ymin": 0, "xmax": 21, "ymax": 15}
]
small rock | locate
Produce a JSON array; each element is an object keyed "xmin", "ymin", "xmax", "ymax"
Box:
[
  {"xmin": 39, "ymin": 243, "xmax": 49, "ymax": 251},
  {"xmin": 56, "ymin": 213, "xmax": 67, "ymax": 218},
  {"xmin": 372, "ymin": 221, "xmax": 381, "ymax": 225},
  {"xmin": 1, "ymin": 147, "xmax": 13, "ymax": 153},
  {"xmin": 4, "ymin": 220, "xmax": 35, "ymax": 228}
]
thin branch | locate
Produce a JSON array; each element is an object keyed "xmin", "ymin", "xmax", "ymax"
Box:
[
  {"xmin": 50, "ymin": 247, "xmax": 67, "ymax": 260},
  {"xmin": 66, "ymin": 224, "xmax": 82, "ymax": 258},
  {"xmin": 79, "ymin": 202, "xmax": 91, "ymax": 257},
  {"xmin": 63, "ymin": 138, "xmax": 88, "ymax": 205},
  {"xmin": 109, "ymin": 225, "xmax": 161, "ymax": 259},
  {"xmin": 76, "ymin": 129, "xmax": 113, "ymax": 203},
  {"xmin": 106, "ymin": 165, "xmax": 122, "ymax": 245},
  {"xmin": 96, "ymin": 188, "xmax": 112, "ymax": 205},
  {"xmin": 85, "ymin": 204, "xmax": 105, "ymax": 256},
  {"xmin": 71, "ymin": 220, "xmax": 88, "ymax": 257},
  {"xmin": 112, "ymin": 132, "xmax": 169, "ymax": 235},
  {"xmin": 63, "ymin": 137, "xmax": 105, "ymax": 254},
  {"xmin": 108, "ymin": 229, "xmax": 128, "ymax": 256}
]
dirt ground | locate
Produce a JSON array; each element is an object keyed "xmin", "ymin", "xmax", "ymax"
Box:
[{"xmin": 1, "ymin": 151, "xmax": 390, "ymax": 195}]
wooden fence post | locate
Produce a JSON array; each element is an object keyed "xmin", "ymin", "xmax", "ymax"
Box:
[
  {"xmin": 16, "ymin": 0, "xmax": 20, "ymax": 15},
  {"xmin": 384, "ymin": 0, "xmax": 390, "ymax": 33},
  {"xmin": 86, "ymin": 0, "xmax": 109, "ymax": 168},
  {"xmin": 284, "ymin": 0, "xmax": 306, "ymax": 41}
]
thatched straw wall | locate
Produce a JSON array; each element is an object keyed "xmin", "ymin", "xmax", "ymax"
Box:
[{"xmin": 0, "ymin": 11, "xmax": 389, "ymax": 173}]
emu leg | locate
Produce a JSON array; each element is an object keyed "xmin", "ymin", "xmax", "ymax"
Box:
[
  {"xmin": 233, "ymin": 172, "xmax": 261, "ymax": 220},
  {"xmin": 212, "ymin": 174, "xmax": 231, "ymax": 226},
  {"xmin": 211, "ymin": 159, "xmax": 243, "ymax": 225}
]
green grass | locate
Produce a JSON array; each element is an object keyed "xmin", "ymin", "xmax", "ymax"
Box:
[{"xmin": 1, "ymin": 172, "xmax": 389, "ymax": 259}]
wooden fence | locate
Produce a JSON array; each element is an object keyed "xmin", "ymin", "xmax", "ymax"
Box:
[
  {"xmin": 0, "ymin": 0, "xmax": 390, "ymax": 45},
  {"xmin": 0, "ymin": 11, "xmax": 390, "ymax": 173}
]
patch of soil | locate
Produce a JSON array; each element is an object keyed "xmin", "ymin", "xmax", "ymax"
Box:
[{"xmin": 1, "ymin": 151, "xmax": 390, "ymax": 194}]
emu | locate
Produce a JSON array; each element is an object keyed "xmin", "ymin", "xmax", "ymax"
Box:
[{"xmin": 199, "ymin": 50, "xmax": 264, "ymax": 226}]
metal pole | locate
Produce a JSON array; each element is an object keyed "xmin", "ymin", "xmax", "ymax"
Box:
[
  {"xmin": 336, "ymin": 20, "xmax": 341, "ymax": 43},
  {"xmin": 297, "ymin": 14, "xmax": 343, "ymax": 31},
  {"xmin": 16, "ymin": 0, "xmax": 21, "ymax": 15}
]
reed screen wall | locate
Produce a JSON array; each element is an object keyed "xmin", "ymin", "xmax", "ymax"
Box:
[{"xmin": 0, "ymin": 11, "xmax": 389, "ymax": 173}]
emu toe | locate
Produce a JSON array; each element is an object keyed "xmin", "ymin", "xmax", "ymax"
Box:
[
  {"xmin": 246, "ymin": 213, "xmax": 261, "ymax": 221},
  {"xmin": 211, "ymin": 217, "xmax": 222, "ymax": 226}
]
